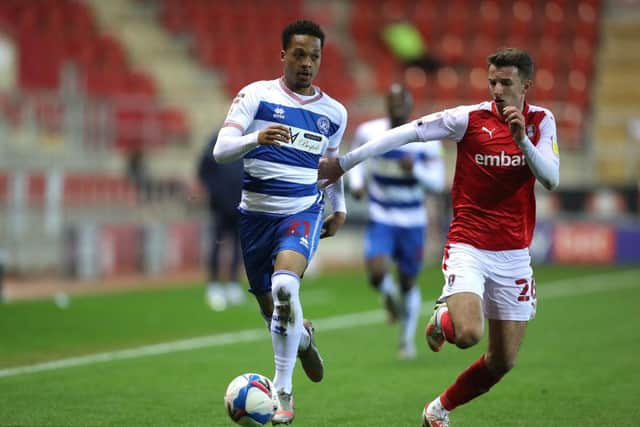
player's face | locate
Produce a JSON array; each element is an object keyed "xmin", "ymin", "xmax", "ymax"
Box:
[
  {"xmin": 281, "ymin": 35, "xmax": 322, "ymax": 95},
  {"xmin": 488, "ymin": 64, "xmax": 531, "ymax": 118}
]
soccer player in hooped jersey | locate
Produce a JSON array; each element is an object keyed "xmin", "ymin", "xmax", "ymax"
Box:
[
  {"xmin": 213, "ymin": 20, "xmax": 348, "ymax": 425},
  {"xmin": 348, "ymin": 83, "xmax": 445, "ymax": 360},
  {"xmin": 318, "ymin": 48, "xmax": 559, "ymax": 426}
]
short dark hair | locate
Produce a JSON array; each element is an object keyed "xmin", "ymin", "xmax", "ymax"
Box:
[
  {"xmin": 282, "ymin": 20, "xmax": 325, "ymax": 50},
  {"xmin": 487, "ymin": 48, "xmax": 534, "ymax": 81}
]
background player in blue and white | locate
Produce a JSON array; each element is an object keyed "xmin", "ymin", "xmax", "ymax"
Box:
[
  {"xmin": 213, "ymin": 20, "xmax": 347, "ymax": 425},
  {"xmin": 348, "ymin": 84, "xmax": 445, "ymax": 360}
]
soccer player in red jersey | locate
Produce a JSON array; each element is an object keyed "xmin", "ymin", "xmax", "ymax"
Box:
[{"xmin": 318, "ymin": 48, "xmax": 559, "ymax": 426}]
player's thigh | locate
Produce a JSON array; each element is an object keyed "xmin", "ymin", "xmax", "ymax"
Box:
[
  {"xmin": 486, "ymin": 319, "xmax": 528, "ymax": 371},
  {"xmin": 239, "ymin": 213, "xmax": 277, "ymax": 296},
  {"xmin": 364, "ymin": 221, "xmax": 394, "ymax": 260},
  {"xmin": 484, "ymin": 264, "xmax": 536, "ymax": 322},
  {"xmin": 274, "ymin": 208, "xmax": 324, "ymax": 276},
  {"xmin": 394, "ymin": 225, "xmax": 425, "ymax": 278},
  {"xmin": 365, "ymin": 255, "xmax": 389, "ymax": 279},
  {"xmin": 274, "ymin": 250, "xmax": 308, "ymax": 277},
  {"xmin": 446, "ymin": 292, "xmax": 484, "ymax": 335},
  {"xmin": 440, "ymin": 244, "xmax": 486, "ymax": 330}
]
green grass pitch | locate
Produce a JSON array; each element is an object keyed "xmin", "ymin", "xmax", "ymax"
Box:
[{"xmin": 1, "ymin": 265, "xmax": 639, "ymax": 426}]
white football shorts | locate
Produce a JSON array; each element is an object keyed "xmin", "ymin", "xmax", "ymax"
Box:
[{"xmin": 439, "ymin": 243, "xmax": 537, "ymax": 321}]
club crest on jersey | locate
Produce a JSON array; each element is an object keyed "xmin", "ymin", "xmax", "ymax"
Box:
[
  {"xmin": 273, "ymin": 107, "xmax": 286, "ymax": 120},
  {"xmin": 526, "ymin": 124, "xmax": 536, "ymax": 139},
  {"xmin": 316, "ymin": 116, "xmax": 331, "ymax": 135}
]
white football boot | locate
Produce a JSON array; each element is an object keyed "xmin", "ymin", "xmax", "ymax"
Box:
[
  {"xmin": 422, "ymin": 398, "xmax": 451, "ymax": 427},
  {"xmin": 425, "ymin": 302, "xmax": 448, "ymax": 352},
  {"xmin": 271, "ymin": 390, "xmax": 295, "ymax": 425}
]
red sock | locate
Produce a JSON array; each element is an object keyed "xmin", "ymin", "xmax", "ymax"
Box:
[
  {"xmin": 440, "ymin": 310, "xmax": 455, "ymax": 344},
  {"xmin": 440, "ymin": 355, "xmax": 503, "ymax": 411}
]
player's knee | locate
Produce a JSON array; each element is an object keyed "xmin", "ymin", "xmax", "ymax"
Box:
[
  {"xmin": 271, "ymin": 270, "xmax": 300, "ymax": 304},
  {"xmin": 485, "ymin": 354, "xmax": 517, "ymax": 376},
  {"xmin": 398, "ymin": 276, "xmax": 414, "ymax": 293},
  {"xmin": 368, "ymin": 273, "xmax": 385, "ymax": 290},
  {"xmin": 453, "ymin": 325, "xmax": 484, "ymax": 349}
]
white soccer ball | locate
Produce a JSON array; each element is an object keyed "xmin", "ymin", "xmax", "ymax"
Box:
[{"xmin": 224, "ymin": 373, "xmax": 277, "ymax": 426}]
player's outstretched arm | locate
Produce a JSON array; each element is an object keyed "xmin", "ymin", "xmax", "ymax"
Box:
[{"xmin": 319, "ymin": 123, "xmax": 420, "ymax": 185}]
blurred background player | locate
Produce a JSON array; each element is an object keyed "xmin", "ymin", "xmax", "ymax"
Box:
[
  {"xmin": 196, "ymin": 131, "xmax": 245, "ymax": 311},
  {"xmin": 348, "ymin": 83, "xmax": 444, "ymax": 360},
  {"xmin": 318, "ymin": 47, "xmax": 559, "ymax": 427},
  {"xmin": 213, "ymin": 20, "xmax": 348, "ymax": 425}
]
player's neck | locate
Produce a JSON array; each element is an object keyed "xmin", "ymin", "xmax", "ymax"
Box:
[{"xmin": 282, "ymin": 78, "xmax": 315, "ymax": 96}]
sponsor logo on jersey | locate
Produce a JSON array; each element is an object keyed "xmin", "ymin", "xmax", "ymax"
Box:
[
  {"xmin": 475, "ymin": 151, "xmax": 527, "ymax": 167},
  {"xmin": 284, "ymin": 125, "xmax": 326, "ymax": 155}
]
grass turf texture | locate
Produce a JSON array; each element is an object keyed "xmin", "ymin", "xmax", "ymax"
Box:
[{"xmin": 1, "ymin": 265, "xmax": 639, "ymax": 426}]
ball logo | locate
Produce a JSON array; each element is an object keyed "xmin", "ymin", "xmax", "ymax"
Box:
[{"xmin": 316, "ymin": 116, "xmax": 331, "ymax": 135}]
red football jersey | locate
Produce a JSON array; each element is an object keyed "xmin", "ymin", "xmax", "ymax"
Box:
[{"xmin": 415, "ymin": 101, "xmax": 557, "ymax": 250}]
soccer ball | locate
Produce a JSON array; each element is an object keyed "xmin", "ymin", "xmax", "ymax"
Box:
[{"xmin": 224, "ymin": 373, "xmax": 277, "ymax": 426}]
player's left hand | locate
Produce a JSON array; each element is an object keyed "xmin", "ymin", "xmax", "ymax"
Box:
[
  {"xmin": 503, "ymin": 106, "xmax": 525, "ymax": 144},
  {"xmin": 319, "ymin": 211, "xmax": 346, "ymax": 239}
]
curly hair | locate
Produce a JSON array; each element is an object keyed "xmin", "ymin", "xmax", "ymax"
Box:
[{"xmin": 282, "ymin": 20, "xmax": 325, "ymax": 50}]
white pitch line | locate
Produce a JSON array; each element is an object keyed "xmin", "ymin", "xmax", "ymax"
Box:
[{"xmin": 1, "ymin": 270, "xmax": 638, "ymax": 379}]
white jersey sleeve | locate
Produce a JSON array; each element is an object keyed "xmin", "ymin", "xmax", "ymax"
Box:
[
  {"xmin": 413, "ymin": 104, "xmax": 474, "ymax": 143},
  {"xmin": 213, "ymin": 82, "xmax": 263, "ymax": 163},
  {"xmin": 346, "ymin": 121, "xmax": 370, "ymax": 192},
  {"xmin": 518, "ymin": 110, "xmax": 560, "ymax": 190},
  {"xmin": 223, "ymin": 82, "xmax": 262, "ymax": 132},
  {"xmin": 339, "ymin": 105, "xmax": 475, "ymax": 172},
  {"xmin": 322, "ymin": 101, "xmax": 348, "ymax": 213}
]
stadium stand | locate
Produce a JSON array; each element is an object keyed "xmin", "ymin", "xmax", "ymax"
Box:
[
  {"xmin": 0, "ymin": 0, "xmax": 638, "ymax": 281},
  {"xmin": 0, "ymin": 0, "xmax": 189, "ymax": 152},
  {"xmin": 592, "ymin": 0, "xmax": 640, "ymax": 183},
  {"xmin": 347, "ymin": 0, "xmax": 602, "ymax": 149}
]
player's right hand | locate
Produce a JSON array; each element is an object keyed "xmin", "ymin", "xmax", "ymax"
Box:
[
  {"xmin": 318, "ymin": 157, "xmax": 344, "ymax": 186},
  {"xmin": 257, "ymin": 125, "xmax": 290, "ymax": 146}
]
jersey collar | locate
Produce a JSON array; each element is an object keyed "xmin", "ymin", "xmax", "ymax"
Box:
[
  {"xmin": 279, "ymin": 77, "xmax": 324, "ymax": 105},
  {"xmin": 490, "ymin": 100, "xmax": 530, "ymax": 120}
]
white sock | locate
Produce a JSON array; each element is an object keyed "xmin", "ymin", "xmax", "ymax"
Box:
[
  {"xmin": 427, "ymin": 396, "xmax": 448, "ymax": 415},
  {"xmin": 401, "ymin": 285, "xmax": 421, "ymax": 345},
  {"xmin": 379, "ymin": 273, "xmax": 396, "ymax": 296},
  {"xmin": 270, "ymin": 270, "xmax": 303, "ymax": 394}
]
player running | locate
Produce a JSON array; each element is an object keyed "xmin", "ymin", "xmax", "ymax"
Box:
[
  {"xmin": 214, "ymin": 20, "xmax": 348, "ymax": 425},
  {"xmin": 318, "ymin": 48, "xmax": 559, "ymax": 426},
  {"xmin": 348, "ymin": 83, "xmax": 444, "ymax": 360}
]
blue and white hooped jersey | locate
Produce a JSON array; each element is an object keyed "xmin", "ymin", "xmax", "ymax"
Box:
[
  {"xmin": 222, "ymin": 78, "xmax": 347, "ymax": 215},
  {"xmin": 349, "ymin": 117, "xmax": 444, "ymax": 227}
]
